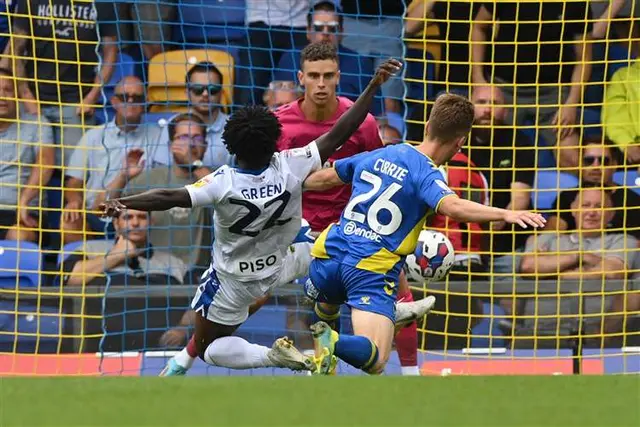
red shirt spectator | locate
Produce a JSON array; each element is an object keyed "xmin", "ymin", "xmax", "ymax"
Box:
[
  {"xmin": 431, "ymin": 152, "xmax": 488, "ymax": 261},
  {"xmin": 276, "ymin": 96, "xmax": 382, "ymax": 231}
]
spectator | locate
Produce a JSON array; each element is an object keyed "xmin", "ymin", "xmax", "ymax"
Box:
[
  {"xmin": 427, "ymin": 151, "xmax": 488, "ymax": 345},
  {"xmin": 153, "ymin": 61, "xmax": 233, "ymax": 170},
  {"xmin": 603, "ymin": 60, "xmax": 640, "ymax": 164},
  {"xmin": 545, "ymin": 138, "xmax": 640, "ymax": 238},
  {"xmin": 591, "ymin": 0, "xmax": 635, "ymax": 40},
  {"xmin": 521, "ymin": 188, "xmax": 635, "ymax": 281},
  {"xmin": 239, "ymin": 0, "xmax": 310, "ymax": 105},
  {"xmin": 124, "ymin": 113, "xmax": 211, "ymax": 268},
  {"xmin": 61, "ymin": 76, "xmax": 161, "ymax": 245},
  {"xmin": 2, "ymin": 0, "xmax": 118, "ymax": 168},
  {"xmin": 274, "ymin": 1, "xmax": 377, "ymax": 112},
  {"xmin": 340, "ymin": 0, "xmax": 406, "ymax": 113},
  {"xmin": 62, "ymin": 208, "xmax": 187, "ymax": 286},
  {"xmin": 276, "ymin": 42, "xmax": 420, "ymax": 376},
  {"xmin": 115, "ymin": 1, "xmax": 176, "ymax": 61},
  {"xmin": 263, "ymin": 80, "xmax": 301, "ymax": 111},
  {"xmin": 471, "ymin": 2, "xmax": 593, "ymax": 166},
  {"xmin": 0, "ymin": 67, "xmax": 54, "ymax": 242},
  {"xmin": 520, "ymin": 187, "xmax": 637, "ymax": 340},
  {"xmin": 404, "ymin": 0, "xmax": 476, "ymax": 90},
  {"xmin": 465, "ymin": 85, "xmax": 535, "ymax": 275},
  {"xmin": 0, "ymin": 0, "xmax": 17, "ymax": 53}
]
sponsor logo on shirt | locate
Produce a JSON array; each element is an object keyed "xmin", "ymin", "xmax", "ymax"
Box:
[{"xmin": 343, "ymin": 221, "xmax": 382, "ymax": 243}]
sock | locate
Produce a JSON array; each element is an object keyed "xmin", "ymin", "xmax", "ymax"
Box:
[
  {"xmin": 204, "ymin": 336, "xmax": 273, "ymax": 369},
  {"xmin": 174, "ymin": 347, "xmax": 196, "ymax": 370},
  {"xmin": 334, "ymin": 334, "xmax": 378, "ymax": 371},
  {"xmin": 395, "ymin": 288, "xmax": 418, "ymax": 369},
  {"xmin": 312, "ymin": 303, "xmax": 341, "ymax": 333},
  {"xmin": 186, "ymin": 335, "xmax": 198, "ymax": 358},
  {"xmin": 401, "ymin": 365, "xmax": 421, "ymax": 376}
]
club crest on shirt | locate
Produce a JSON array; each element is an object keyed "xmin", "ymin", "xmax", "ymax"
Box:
[{"xmin": 193, "ymin": 176, "xmax": 212, "ymax": 188}]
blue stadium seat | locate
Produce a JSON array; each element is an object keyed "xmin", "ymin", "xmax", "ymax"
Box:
[
  {"xmin": 0, "ymin": 300, "xmax": 63, "ymax": 353},
  {"xmin": 581, "ymin": 107, "xmax": 603, "ymax": 138},
  {"xmin": 613, "ymin": 170, "xmax": 640, "ymax": 196},
  {"xmin": 174, "ymin": 0, "xmax": 246, "ymax": 44},
  {"xmin": 471, "ymin": 303, "xmax": 506, "ymax": 348},
  {"xmin": 405, "ymin": 49, "xmax": 436, "ymax": 102},
  {"xmin": 532, "ymin": 171, "xmax": 579, "ymax": 210},
  {"xmin": 519, "ymin": 125, "xmax": 556, "ymax": 169},
  {"xmin": 95, "ymin": 53, "xmax": 136, "ymax": 125},
  {"xmin": 57, "ymin": 240, "xmax": 86, "ymax": 267},
  {"xmin": 0, "ymin": 240, "xmax": 42, "ymax": 288}
]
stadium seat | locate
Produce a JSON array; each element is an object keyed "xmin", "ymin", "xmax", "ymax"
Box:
[
  {"xmin": 519, "ymin": 125, "xmax": 556, "ymax": 169},
  {"xmin": 613, "ymin": 170, "xmax": 640, "ymax": 196},
  {"xmin": 57, "ymin": 240, "xmax": 86, "ymax": 267},
  {"xmin": 532, "ymin": 171, "xmax": 580, "ymax": 210},
  {"xmin": 174, "ymin": 0, "xmax": 246, "ymax": 44},
  {"xmin": 147, "ymin": 49, "xmax": 234, "ymax": 113},
  {"xmin": 0, "ymin": 299, "xmax": 63, "ymax": 353},
  {"xmin": 0, "ymin": 240, "xmax": 42, "ymax": 288},
  {"xmin": 94, "ymin": 53, "xmax": 136, "ymax": 125}
]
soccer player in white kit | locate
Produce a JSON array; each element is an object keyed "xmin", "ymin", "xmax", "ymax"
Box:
[{"xmin": 100, "ymin": 59, "xmax": 402, "ymax": 374}]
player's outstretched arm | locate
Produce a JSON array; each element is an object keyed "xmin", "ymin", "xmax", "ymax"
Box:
[
  {"xmin": 303, "ymin": 167, "xmax": 345, "ymax": 191},
  {"xmin": 314, "ymin": 58, "xmax": 402, "ymax": 163},
  {"xmin": 99, "ymin": 188, "xmax": 191, "ymax": 218},
  {"xmin": 438, "ymin": 196, "xmax": 546, "ymax": 229}
]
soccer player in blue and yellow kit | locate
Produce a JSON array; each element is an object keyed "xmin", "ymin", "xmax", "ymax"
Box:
[{"xmin": 303, "ymin": 93, "xmax": 546, "ymax": 375}]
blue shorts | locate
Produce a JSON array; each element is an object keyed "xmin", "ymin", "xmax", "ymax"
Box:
[{"xmin": 306, "ymin": 257, "xmax": 400, "ymax": 322}]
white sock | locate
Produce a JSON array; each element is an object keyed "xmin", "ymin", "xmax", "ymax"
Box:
[
  {"xmin": 173, "ymin": 348, "xmax": 195, "ymax": 370},
  {"xmin": 401, "ymin": 365, "xmax": 421, "ymax": 376},
  {"xmin": 204, "ymin": 336, "xmax": 273, "ymax": 369}
]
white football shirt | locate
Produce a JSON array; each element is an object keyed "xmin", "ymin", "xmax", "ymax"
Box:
[{"xmin": 186, "ymin": 141, "xmax": 321, "ymax": 282}]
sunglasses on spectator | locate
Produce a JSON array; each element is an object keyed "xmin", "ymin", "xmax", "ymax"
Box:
[
  {"xmin": 583, "ymin": 155, "xmax": 612, "ymax": 166},
  {"xmin": 189, "ymin": 84, "xmax": 222, "ymax": 96},
  {"xmin": 114, "ymin": 93, "xmax": 145, "ymax": 103},
  {"xmin": 174, "ymin": 134, "xmax": 206, "ymax": 144},
  {"xmin": 312, "ymin": 21, "xmax": 340, "ymax": 33}
]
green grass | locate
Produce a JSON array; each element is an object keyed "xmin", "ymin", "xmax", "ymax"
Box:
[{"xmin": 0, "ymin": 376, "xmax": 638, "ymax": 426}]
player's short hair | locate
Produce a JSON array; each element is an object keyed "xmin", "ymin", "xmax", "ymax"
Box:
[
  {"xmin": 223, "ymin": 105, "xmax": 281, "ymax": 169},
  {"xmin": 300, "ymin": 42, "xmax": 339, "ymax": 69},
  {"xmin": 186, "ymin": 61, "xmax": 224, "ymax": 85},
  {"xmin": 168, "ymin": 112, "xmax": 207, "ymax": 143},
  {"xmin": 428, "ymin": 93, "xmax": 475, "ymax": 142}
]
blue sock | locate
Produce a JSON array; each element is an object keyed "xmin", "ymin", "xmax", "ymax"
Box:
[
  {"xmin": 334, "ymin": 335, "xmax": 378, "ymax": 371},
  {"xmin": 312, "ymin": 303, "xmax": 341, "ymax": 333}
]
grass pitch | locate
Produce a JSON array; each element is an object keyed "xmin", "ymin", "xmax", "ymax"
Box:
[{"xmin": 0, "ymin": 376, "xmax": 638, "ymax": 426}]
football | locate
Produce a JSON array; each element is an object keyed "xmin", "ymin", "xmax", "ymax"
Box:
[{"xmin": 404, "ymin": 230, "xmax": 455, "ymax": 283}]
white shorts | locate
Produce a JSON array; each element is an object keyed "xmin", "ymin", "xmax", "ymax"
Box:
[{"xmin": 190, "ymin": 242, "xmax": 313, "ymax": 326}]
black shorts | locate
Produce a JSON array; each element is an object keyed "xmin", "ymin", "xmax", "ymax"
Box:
[{"xmin": 0, "ymin": 209, "xmax": 42, "ymax": 240}]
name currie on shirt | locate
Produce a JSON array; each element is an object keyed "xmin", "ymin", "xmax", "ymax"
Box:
[
  {"xmin": 373, "ymin": 159, "xmax": 408, "ymax": 182},
  {"xmin": 241, "ymin": 184, "xmax": 283, "ymax": 200}
]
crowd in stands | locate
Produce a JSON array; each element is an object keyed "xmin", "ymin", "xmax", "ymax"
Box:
[{"xmin": 0, "ymin": 0, "xmax": 638, "ymax": 349}]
